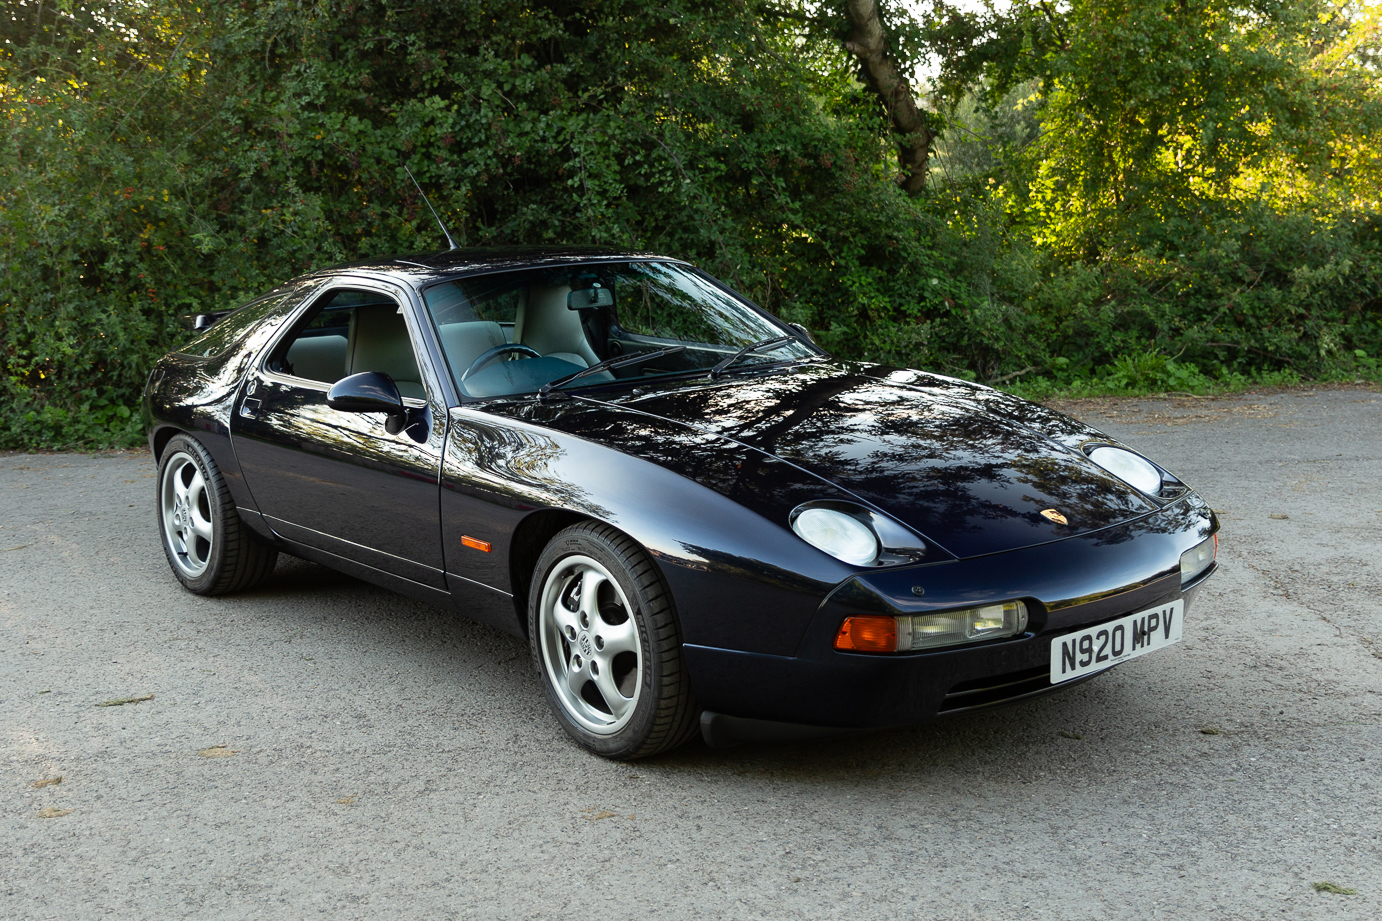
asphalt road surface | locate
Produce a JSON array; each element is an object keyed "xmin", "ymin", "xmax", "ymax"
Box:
[{"xmin": 4, "ymin": 386, "xmax": 1380, "ymax": 921}]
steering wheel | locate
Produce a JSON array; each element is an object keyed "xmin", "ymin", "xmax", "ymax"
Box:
[{"xmin": 460, "ymin": 344, "xmax": 542, "ymax": 382}]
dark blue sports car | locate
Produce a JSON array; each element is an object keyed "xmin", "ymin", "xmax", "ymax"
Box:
[{"xmin": 145, "ymin": 246, "xmax": 1218, "ymax": 758}]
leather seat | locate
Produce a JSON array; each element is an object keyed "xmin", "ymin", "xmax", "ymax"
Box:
[
  {"xmin": 285, "ymin": 334, "xmax": 347, "ymax": 384},
  {"xmin": 346, "ymin": 304, "xmax": 426, "ymax": 399},
  {"xmin": 514, "ymin": 284, "xmax": 598, "ymax": 369}
]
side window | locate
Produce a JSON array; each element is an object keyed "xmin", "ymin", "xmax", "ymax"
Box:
[{"xmin": 268, "ymin": 289, "xmax": 427, "ymax": 400}]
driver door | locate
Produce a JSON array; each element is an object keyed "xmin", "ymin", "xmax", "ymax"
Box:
[{"xmin": 231, "ymin": 280, "xmax": 450, "ymax": 591}]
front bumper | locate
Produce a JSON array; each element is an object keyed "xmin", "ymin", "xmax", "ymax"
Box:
[{"xmin": 687, "ymin": 493, "xmax": 1218, "ymax": 731}]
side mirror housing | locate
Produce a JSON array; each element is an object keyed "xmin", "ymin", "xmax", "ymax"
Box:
[
  {"xmin": 788, "ymin": 322, "xmax": 818, "ymax": 346},
  {"xmin": 327, "ymin": 371, "xmax": 404, "ymax": 415}
]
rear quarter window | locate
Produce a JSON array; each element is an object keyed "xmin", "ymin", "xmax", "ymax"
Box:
[{"xmin": 177, "ymin": 285, "xmax": 309, "ymax": 359}]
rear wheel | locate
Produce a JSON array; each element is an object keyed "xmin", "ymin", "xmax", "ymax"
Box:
[
  {"xmin": 529, "ymin": 521, "xmax": 698, "ymax": 759},
  {"xmin": 157, "ymin": 434, "xmax": 278, "ymax": 595}
]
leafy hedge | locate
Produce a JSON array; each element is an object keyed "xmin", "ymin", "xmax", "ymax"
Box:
[{"xmin": 2, "ymin": 0, "xmax": 1379, "ymax": 449}]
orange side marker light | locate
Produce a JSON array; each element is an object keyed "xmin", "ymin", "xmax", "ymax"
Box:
[
  {"xmin": 461, "ymin": 535, "xmax": 492, "ymax": 553},
  {"xmin": 834, "ymin": 615, "xmax": 899, "ymax": 653}
]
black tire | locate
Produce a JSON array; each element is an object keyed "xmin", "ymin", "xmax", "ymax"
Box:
[
  {"xmin": 156, "ymin": 433, "xmax": 278, "ymax": 595},
  {"xmin": 528, "ymin": 521, "xmax": 699, "ymax": 759}
]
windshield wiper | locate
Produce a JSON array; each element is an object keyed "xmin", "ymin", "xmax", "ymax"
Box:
[
  {"xmin": 538, "ymin": 345, "xmax": 687, "ymax": 398},
  {"xmin": 708, "ymin": 335, "xmax": 797, "ymax": 380}
]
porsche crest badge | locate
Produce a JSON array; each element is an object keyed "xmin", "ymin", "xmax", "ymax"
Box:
[{"xmin": 1041, "ymin": 509, "xmax": 1069, "ymax": 525}]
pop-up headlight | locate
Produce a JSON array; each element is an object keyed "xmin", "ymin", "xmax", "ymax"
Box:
[
  {"xmin": 791, "ymin": 507, "xmax": 880, "ymax": 566},
  {"xmin": 1086, "ymin": 446, "xmax": 1164, "ymax": 495}
]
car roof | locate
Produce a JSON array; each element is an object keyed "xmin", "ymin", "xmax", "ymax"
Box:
[{"xmin": 304, "ymin": 245, "xmax": 691, "ymax": 288}]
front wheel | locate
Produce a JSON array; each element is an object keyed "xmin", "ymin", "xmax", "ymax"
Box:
[
  {"xmin": 529, "ymin": 522, "xmax": 698, "ymax": 759},
  {"xmin": 157, "ymin": 433, "xmax": 278, "ymax": 595}
]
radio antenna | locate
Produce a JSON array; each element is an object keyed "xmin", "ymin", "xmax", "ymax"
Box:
[{"xmin": 404, "ymin": 165, "xmax": 458, "ymax": 251}]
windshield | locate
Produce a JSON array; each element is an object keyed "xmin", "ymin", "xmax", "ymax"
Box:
[{"xmin": 421, "ymin": 261, "xmax": 814, "ymax": 398}]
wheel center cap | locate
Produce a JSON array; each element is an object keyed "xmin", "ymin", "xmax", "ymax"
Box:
[{"xmin": 578, "ymin": 631, "xmax": 593, "ymax": 657}]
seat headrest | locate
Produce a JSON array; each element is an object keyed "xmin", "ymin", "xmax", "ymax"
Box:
[
  {"xmin": 347, "ymin": 304, "xmax": 423, "ymax": 396},
  {"xmin": 515, "ymin": 284, "xmax": 599, "ymax": 368}
]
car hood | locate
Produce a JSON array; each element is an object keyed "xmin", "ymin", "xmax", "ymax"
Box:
[{"xmin": 492, "ymin": 362, "xmax": 1160, "ymax": 559}]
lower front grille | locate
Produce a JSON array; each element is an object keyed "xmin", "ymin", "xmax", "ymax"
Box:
[{"xmin": 939, "ymin": 665, "xmax": 1051, "ymax": 712}]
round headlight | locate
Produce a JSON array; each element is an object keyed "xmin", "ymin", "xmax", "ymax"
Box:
[
  {"xmin": 791, "ymin": 508, "xmax": 879, "ymax": 566},
  {"xmin": 1087, "ymin": 446, "xmax": 1163, "ymax": 494}
]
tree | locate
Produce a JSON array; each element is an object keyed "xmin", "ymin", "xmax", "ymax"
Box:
[
  {"xmin": 839, "ymin": 0, "xmax": 936, "ymax": 194},
  {"xmin": 927, "ymin": 0, "xmax": 1382, "ymax": 253},
  {"xmin": 2, "ymin": 0, "xmax": 1378, "ymax": 449}
]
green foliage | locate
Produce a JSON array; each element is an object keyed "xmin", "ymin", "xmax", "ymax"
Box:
[
  {"xmin": 2, "ymin": 0, "xmax": 959, "ymax": 448},
  {"xmin": 921, "ymin": 0, "xmax": 1382, "ymax": 387},
  {"xmin": 917, "ymin": 200, "xmax": 1382, "ymax": 390},
  {"xmin": 1, "ymin": 0, "xmax": 1379, "ymax": 450}
]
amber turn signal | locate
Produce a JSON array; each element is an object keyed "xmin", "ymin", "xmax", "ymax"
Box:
[
  {"xmin": 461, "ymin": 535, "xmax": 492, "ymax": 553},
  {"xmin": 834, "ymin": 615, "xmax": 899, "ymax": 653}
]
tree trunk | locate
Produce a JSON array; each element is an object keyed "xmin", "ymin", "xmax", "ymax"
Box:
[{"xmin": 841, "ymin": 0, "xmax": 933, "ymax": 195}]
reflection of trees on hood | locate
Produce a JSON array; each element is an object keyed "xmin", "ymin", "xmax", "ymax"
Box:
[
  {"xmin": 531, "ymin": 400, "xmax": 860, "ymax": 528},
  {"xmin": 868, "ymin": 369, "xmax": 1111, "ymax": 450},
  {"xmin": 621, "ymin": 365, "xmax": 1158, "ymax": 552}
]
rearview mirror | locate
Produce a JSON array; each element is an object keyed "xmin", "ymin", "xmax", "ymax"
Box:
[{"xmin": 569, "ymin": 286, "xmax": 614, "ymax": 310}]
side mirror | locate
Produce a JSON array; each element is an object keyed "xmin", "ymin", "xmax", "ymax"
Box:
[
  {"xmin": 327, "ymin": 371, "xmax": 404, "ymax": 415},
  {"xmin": 788, "ymin": 322, "xmax": 818, "ymax": 346},
  {"xmin": 569, "ymin": 286, "xmax": 614, "ymax": 310}
]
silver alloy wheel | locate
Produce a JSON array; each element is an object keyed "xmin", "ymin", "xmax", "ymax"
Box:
[
  {"xmin": 538, "ymin": 554, "xmax": 643, "ymax": 734},
  {"xmin": 160, "ymin": 451, "xmax": 214, "ymax": 579}
]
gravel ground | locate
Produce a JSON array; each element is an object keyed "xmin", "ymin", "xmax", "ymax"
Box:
[{"xmin": 3, "ymin": 385, "xmax": 1380, "ymax": 920}]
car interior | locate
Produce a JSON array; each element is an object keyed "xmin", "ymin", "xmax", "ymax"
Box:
[
  {"xmin": 273, "ymin": 282, "xmax": 615, "ymax": 401},
  {"xmin": 271, "ymin": 265, "xmax": 804, "ymax": 403},
  {"xmin": 274, "ymin": 291, "xmax": 427, "ymax": 400},
  {"xmin": 426, "ymin": 279, "xmax": 617, "ymax": 397}
]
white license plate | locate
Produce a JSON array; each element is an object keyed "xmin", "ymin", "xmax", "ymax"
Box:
[{"xmin": 1049, "ymin": 599, "xmax": 1184, "ymax": 684}]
